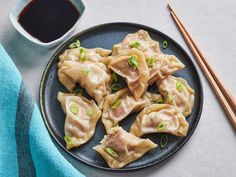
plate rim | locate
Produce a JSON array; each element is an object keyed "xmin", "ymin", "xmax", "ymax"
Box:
[{"xmin": 39, "ymin": 22, "xmax": 204, "ymax": 171}]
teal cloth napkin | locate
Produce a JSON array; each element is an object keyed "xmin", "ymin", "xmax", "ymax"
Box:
[{"xmin": 0, "ymin": 44, "xmax": 85, "ymax": 177}]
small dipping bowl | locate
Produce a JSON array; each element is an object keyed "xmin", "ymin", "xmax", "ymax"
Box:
[{"xmin": 10, "ymin": 0, "xmax": 86, "ymax": 47}]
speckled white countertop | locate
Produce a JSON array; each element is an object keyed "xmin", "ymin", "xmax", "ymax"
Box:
[{"xmin": 1, "ymin": 0, "xmax": 236, "ymax": 176}]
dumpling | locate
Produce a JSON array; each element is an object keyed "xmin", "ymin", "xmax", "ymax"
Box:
[
  {"xmin": 108, "ymin": 48, "xmax": 149, "ymax": 99},
  {"xmin": 130, "ymin": 104, "xmax": 189, "ymax": 137},
  {"xmin": 93, "ymin": 127, "xmax": 157, "ymax": 168},
  {"xmin": 58, "ymin": 47, "xmax": 112, "ymax": 94},
  {"xmin": 110, "ymin": 30, "xmax": 184, "ymax": 84},
  {"xmin": 157, "ymin": 76, "xmax": 195, "ymax": 116},
  {"xmin": 112, "ymin": 29, "xmax": 161, "ymax": 57},
  {"xmin": 58, "ymin": 60, "xmax": 112, "ymax": 106},
  {"xmin": 102, "ymin": 88, "xmax": 150, "ymax": 133},
  {"xmin": 147, "ymin": 54, "xmax": 185, "ymax": 84},
  {"xmin": 57, "ymin": 92, "xmax": 101, "ymax": 149}
]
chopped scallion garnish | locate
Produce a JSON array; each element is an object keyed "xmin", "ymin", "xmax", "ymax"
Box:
[
  {"xmin": 166, "ymin": 94, "xmax": 173, "ymax": 104},
  {"xmin": 111, "ymin": 72, "xmax": 118, "ymax": 82},
  {"xmin": 156, "ymin": 121, "xmax": 167, "ymax": 131},
  {"xmin": 111, "ymin": 83, "xmax": 121, "ymax": 92},
  {"xmin": 156, "ymin": 97, "xmax": 164, "ymax": 104},
  {"xmin": 130, "ymin": 41, "xmax": 141, "ymax": 48},
  {"xmin": 146, "ymin": 56, "xmax": 157, "ymax": 67},
  {"xmin": 69, "ymin": 40, "xmax": 80, "ymax": 49},
  {"xmin": 87, "ymin": 109, "xmax": 93, "ymax": 117},
  {"xmin": 80, "ymin": 47, "xmax": 86, "ymax": 61},
  {"xmin": 105, "ymin": 147, "xmax": 119, "ymax": 157},
  {"xmin": 64, "ymin": 136, "xmax": 74, "ymax": 149},
  {"xmin": 160, "ymin": 135, "xmax": 168, "ymax": 148},
  {"xmin": 176, "ymin": 81, "xmax": 183, "ymax": 92},
  {"xmin": 162, "ymin": 40, "xmax": 168, "ymax": 49},
  {"xmin": 111, "ymin": 99, "xmax": 122, "ymax": 109},
  {"xmin": 69, "ymin": 102, "xmax": 79, "ymax": 114},
  {"xmin": 128, "ymin": 55, "xmax": 138, "ymax": 69},
  {"xmin": 82, "ymin": 68, "xmax": 89, "ymax": 75}
]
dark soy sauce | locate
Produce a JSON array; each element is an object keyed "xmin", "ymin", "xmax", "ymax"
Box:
[{"xmin": 18, "ymin": 0, "xmax": 80, "ymax": 43}]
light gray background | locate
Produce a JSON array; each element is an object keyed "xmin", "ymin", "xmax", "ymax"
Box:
[{"xmin": 1, "ymin": 0, "xmax": 236, "ymax": 177}]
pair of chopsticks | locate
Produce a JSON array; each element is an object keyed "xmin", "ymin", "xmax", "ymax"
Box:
[{"xmin": 167, "ymin": 3, "xmax": 236, "ymax": 129}]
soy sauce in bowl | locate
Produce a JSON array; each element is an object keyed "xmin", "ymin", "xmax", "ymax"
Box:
[{"xmin": 18, "ymin": 0, "xmax": 80, "ymax": 43}]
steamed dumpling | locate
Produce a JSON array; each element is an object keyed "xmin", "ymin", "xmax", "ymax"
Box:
[
  {"xmin": 93, "ymin": 127, "xmax": 157, "ymax": 168},
  {"xmin": 157, "ymin": 76, "xmax": 195, "ymax": 116},
  {"xmin": 147, "ymin": 54, "xmax": 185, "ymax": 84},
  {"xmin": 112, "ymin": 29, "xmax": 161, "ymax": 57},
  {"xmin": 111, "ymin": 30, "xmax": 184, "ymax": 84},
  {"xmin": 57, "ymin": 92, "xmax": 101, "ymax": 149},
  {"xmin": 130, "ymin": 104, "xmax": 189, "ymax": 137},
  {"xmin": 58, "ymin": 47, "xmax": 112, "ymax": 96},
  {"xmin": 102, "ymin": 88, "xmax": 150, "ymax": 133},
  {"xmin": 58, "ymin": 60, "xmax": 112, "ymax": 106},
  {"xmin": 108, "ymin": 48, "xmax": 149, "ymax": 99}
]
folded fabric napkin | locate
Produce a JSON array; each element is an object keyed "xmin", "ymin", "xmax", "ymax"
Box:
[{"xmin": 0, "ymin": 44, "xmax": 85, "ymax": 177}]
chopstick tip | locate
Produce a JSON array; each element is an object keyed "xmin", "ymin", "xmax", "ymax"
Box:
[{"xmin": 167, "ymin": 2, "xmax": 173, "ymax": 11}]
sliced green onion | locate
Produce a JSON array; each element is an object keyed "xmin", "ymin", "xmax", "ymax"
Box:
[
  {"xmin": 128, "ymin": 55, "xmax": 138, "ymax": 69},
  {"xmin": 156, "ymin": 121, "xmax": 167, "ymax": 131},
  {"xmin": 111, "ymin": 99, "xmax": 122, "ymax": 109},
  {"xmin": 73, "ymin": 88, "xmax": 83, "ymax": 94},
  {"xmin": 80, "ymin": 47, "xmax": 86, "ymax": 61},
  {"xmin": 64, "ymin": 136, "xmax": 74, "ymax": 148},
  {"xmin": 82, "ymin": 68, "xmax": 89, "ymax": 75},
  {"xmin": 111, "ymin": 83, "xmax": 121, "ymax": 92},
  {"xmin": 111, "ymin": 72, "xmax": 118, "ymax": 82},
  {"xmin": 156, "ymin": 97, "xmax": 164, "ymax": 104},
  {"xmin": 105, "ymin": 147, "xmax": 119, "ymax": 157},
  {"xmin": 146, "ymin": 56, "xmax": 157, "ymax": 67},
  {"xmin": 162, "ymin": 40, "xmax": 168, "ymax": 49},
  {"xmin": 87, "ymin": 109, "xmax": 93, "ymax": 117},
  {"xmin": 69, "ymin": 40, "xmax": 80, "ymax": 49},
  {"xmin": 166, "ymin": 94, "xmax": 173, "ymax": 104},
  {"xmin": 176, "ymin": 81, "xmax": 183, "ymax": 93},
  {"xmin": 160, "ymin": 135, "xmax": 168, "ymax": 148},
  {"xmin": 69, "ymin": 102, "xmax": 79, "ymax": 114},
  {"xmin": 130, "ymin": 41, "xmax": 141, "ymax": 48}
]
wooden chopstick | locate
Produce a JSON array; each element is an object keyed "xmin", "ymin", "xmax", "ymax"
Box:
[
  {"xmin": 167, "ymin": 3, "xmax": 236, "ymax": 128},
  {"xmin": 167, "ymin": 3, "xmax": 236, "ymax": 112}
]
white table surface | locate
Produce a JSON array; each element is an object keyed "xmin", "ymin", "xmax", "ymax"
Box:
[{"xmin": 1, "ymin": 0, "xmax": 236, "ymax": 176}]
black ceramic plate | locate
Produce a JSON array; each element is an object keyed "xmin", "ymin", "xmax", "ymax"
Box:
[{"xmin": 39, "ymin": 22, "xmax": 203, "ymax": 171}]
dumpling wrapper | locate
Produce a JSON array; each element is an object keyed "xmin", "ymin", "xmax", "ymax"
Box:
[
  {"xmin": 112, "ymin": 29, "xmax": 161, "ymax": 57},
  {"xmin": 58, "ymin": 47, "xmax": 111, "ymax": 65},
  {"xmin": 102, "ymin": 88, "xmax": 150, "ymax": 133},
  {"xmin": 58, "ymin": 47, "xmax": 111, "ymax": 93},
  {"xmin": 147, "ymin": 54, "xmax": 185, "ymax": 84},
  {"xmin": 130, "ymin": 104, "xmax": 189, "ymax": 137},
  {"xmin": 57, "ymin": 92, "xmax": 101, "ymax": 149},
  {"xmin": 58, "ymin": 60, "xmax": 112, "ymax": 106},
  {"xmin": 143, "ymin": 91, "xmax": 163, "ymax": 104},
  {"xmin": 157, "ymin": 76, "xmax": 195, "ymax": 116},
  {"xmin": 108, "ymin": 48, "xmax": 149, "ymax": 99},
  {"xmin": 93, "ymin": 127, "xmax": 157, "ymax": 168}
]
